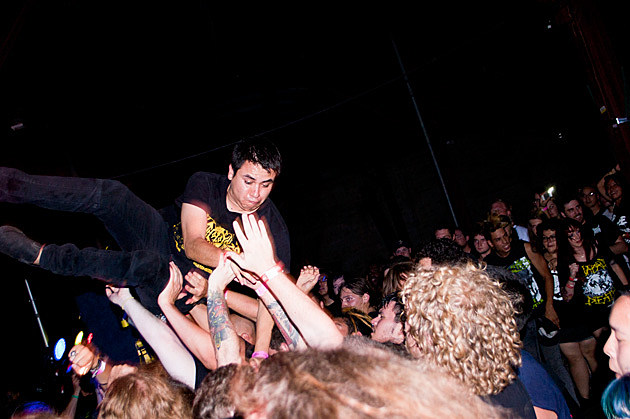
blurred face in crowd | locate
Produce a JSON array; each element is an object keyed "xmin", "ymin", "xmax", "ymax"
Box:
[
  {"xmin": 453, "ymin": 229, "xmax": 468, "ymax": 247},
  {"xmin": 332, "ymin": 276, "xmax": 344, "ymax": 296},
  {"xmin": 606, "ymin": 178, "xmax": 623, "ymax": 202},
  {"xmin": 435, "ymin": 229, "xmax": 452, "ymax": 240},
  {"xmin": 566, "ymin": 225, "xmax": 583, "ymax": 249},
  {"xmin": 473, "ymin": 234, "xmax": 490, "ymax": 255},
  {"xmin": 394, "ymin": 246, "xmax": 411, "ymax": 258},
  {"xmin": 490, "ymin": 201, "xmax": 510, "ymax": 217},
  {"xmin": 489, "ymin": 227, "xmax": 511, "ymax": 257},
  {"xmin": 580, "ymin": 187, "xmax": 599, "ymax": 210},
  {"xmin": 541, "ymin": 229, "xmax": 558, "ymax": 254},
  {"xmin": 604, "ymin": 296, "xmax": 630, "ymax": 378},
  {"xmin": 563, "ymin": 200, "xmax": 584, "ymax": 224},
  {"xmin": 340, "ymin": 287, "xmax": 370, "ymax": 313},
  {"xmin": 371, "ymin": 300, "xmax": 404, "ymax": 345},
  {"xmin": 333, "ymin": 317, "xmax": 350, "ymax": 337},
  {"xmin": 317, "ymin": 275, "xmax": 328, "ymax": 296},
  {"xmin": 528, "ymin": 218, "xmax": 543, "ymax": 238}
]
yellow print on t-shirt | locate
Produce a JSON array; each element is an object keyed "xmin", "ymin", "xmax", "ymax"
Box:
[{"xmin": 172, "ymin": 215, "xmax": 241, "ymax": 274}]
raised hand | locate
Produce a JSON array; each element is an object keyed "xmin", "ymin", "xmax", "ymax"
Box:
[
  {"xmin": 229, "ymin": 214, "xmax": 277, "ymax": 277},
  {"xmin": 297, "ymin": 265, "xmax": 320, "ymax": 294},
  {"xmin": 158, "ymin": 261, "xmax": 187, "ymax": 307},
  {"xmin": 184, "ymin": 269, "xmax": 208, "ymax": 304}
]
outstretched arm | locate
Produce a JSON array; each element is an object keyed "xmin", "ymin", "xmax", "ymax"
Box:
[
  {"xmin": 207, "ymin": 253, "xmax": 243, "ymax": 366},
  {"xmin": 157, "ymin": 263, "xmax": 217, "ymax": 370},
  {"xmin": 107, "ymin": 286, "xmax": 196, "ymax": 389},
  {"xmin": 229, "ymin": 214, "xmax": 343, "ymax": 350},
  {"xmin": 525, "ymin": 243, "xmax": 560, "ymax": 328}
]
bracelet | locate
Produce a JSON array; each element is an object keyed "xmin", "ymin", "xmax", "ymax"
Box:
[
  {"xmin": 255, "ymin": 285, "xmax": 268, "ymax": 297},
  {"xmin": 90, "ymin": 358, "xmax": 106, "ymax": 377},
  {"xmin": 568, "ymin": 277, "xmax": 577, "ymax": 282},
  {"xmin": 260, "ymin": 262, "xmax": 284, "ymax": 284},
  {"xmin": 566, "ymin": 282, "xmax": 575, "ymax": 289},
  {"xmin": 71, "ymin": 395, "xmax": 80, "ymax": 400},
  {"xmin": 252, "ymin": 351, "xmax": 269, "ymax": 359}
]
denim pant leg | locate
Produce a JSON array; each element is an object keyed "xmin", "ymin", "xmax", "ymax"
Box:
[
  {"xmin": 0, "ymin": 167, "xmax": 169, "ymax": 253},
  {"xmin": 39, "ymin": 243, "xmax": 170, "ymax": 315}
]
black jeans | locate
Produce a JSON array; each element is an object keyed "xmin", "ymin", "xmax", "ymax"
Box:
[{"xmin": 0, "ymin": 167, "xmax": 192, "ymax": 315}]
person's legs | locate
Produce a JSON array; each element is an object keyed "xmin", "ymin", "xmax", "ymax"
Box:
[
  {"xmin": 0, "ymin": 167, "xmax": 168, "ymax": 253},
  {"xmin": 560, "ymin": 340, "xmax": 592, "ymax": 400},
  {"xmin": 539, "ymin": 343, "xmax": 579, "ymax": 404},
  {"xmin": 39, "ymin": 243, "xmax": 170, "ymax": 315}
]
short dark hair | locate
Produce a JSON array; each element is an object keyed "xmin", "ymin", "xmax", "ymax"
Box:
[
  {"xmin": 231, "ymin": 139, "xmax": 282, "ymax": 175},
  {"xmin": 380, "ymin": 292, "xmax": 405, "ymax": 324},
  {"xmin": 416, "ymin": 238, "xmax": 470, "ymax": 265}
]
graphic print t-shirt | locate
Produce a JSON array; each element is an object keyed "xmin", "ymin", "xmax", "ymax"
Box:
[
  {"xmin": 485, "ymin": 240, "xmax": 544, "ymax": 311},
  {"xmin": 170, "ymin": 172, "xmax": 291, "ymax": 274}
]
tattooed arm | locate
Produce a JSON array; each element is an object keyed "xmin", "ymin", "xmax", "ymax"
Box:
[
  {"xmin": 229, "ymin": 214, "xmax": 343, "ymax": 350},
  {"xmin": 207, "ymin": 254, "xmax": 243, "ymax": 367},
  {"xmin": 256, "ymin": 287, "xmax": 307, "ymax": 351}
]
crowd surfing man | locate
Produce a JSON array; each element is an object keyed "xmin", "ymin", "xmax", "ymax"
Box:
[{"xmin": 0, "ymin": 139, "xmax": 290, "ymax": 316}]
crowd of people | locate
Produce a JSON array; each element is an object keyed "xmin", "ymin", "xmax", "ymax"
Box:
[{"xmin": 3, "ymin": 141, "xmax": 630, "ymax": 418}]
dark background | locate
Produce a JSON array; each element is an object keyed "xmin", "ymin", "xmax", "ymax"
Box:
[{"xmin": 0, "ymin": 0, "xmax": 628, "ymax": 412}]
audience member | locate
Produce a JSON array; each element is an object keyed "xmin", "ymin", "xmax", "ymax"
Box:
[
  {"xmin": 453, "ymin": 227, "xmax": 472, "ymax": 253},
  {"xmin": 402, "ymin": 262, "xmax": 536, "ymax": 418},
  {"xmin": 339, "ymin": 276, "xmax": 379, "ymax": 318}
]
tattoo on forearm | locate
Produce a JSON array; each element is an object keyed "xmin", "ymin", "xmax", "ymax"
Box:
[
  {"xmin": 207, "ymin": 289, "xmax": 234, "ymax": 350},
  {"xmin": 265, "ymin": 300, "xmax": 304, "ymax": 350}
]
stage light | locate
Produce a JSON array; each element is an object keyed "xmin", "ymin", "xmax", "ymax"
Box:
[{"xmin": 53, "ymin": 338, "xmax": 66, "ymax": 361}]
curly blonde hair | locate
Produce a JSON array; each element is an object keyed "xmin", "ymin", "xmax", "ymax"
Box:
[{"xmin": 401, "ymin": 262, "xmax": 522, "ymax": 396}]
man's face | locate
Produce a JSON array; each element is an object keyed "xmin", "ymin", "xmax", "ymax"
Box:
[
  {"xmin": 489, "ymin": 227, "xmax": 511, "ymax": 257},
  {"xmin": 394, "ymin": 246, "xmax": 411, "ymax": 258},
  {"xmin": 227, "ymin": 161, "xmax": 276, "ymax": 214},
  {"xmin": 371, "ymin": 301, "xmax": 404, "ymax": 344},
  {"xmin": 435, "ymin": 229, "xmax": 452, "ymax": 240},
  {"xmin": 490, "ymin": 201, "xmax": 509, "ymax": 217},
  {"xmin": 453, "ymin": 229, "xmax": 468, "ymax": 247},
  {"xmin": 580, "ymin": 187, "xmax": 598, "ymax": 209},
  {"xmin": 563, "ymin": 200, "xmax": 584, "ymax": 224},
  {"xmin": 473, "ymin": 234, "xmax": 490, "ymax": 255},
  {"xmin": 604, "ymin": 296, "xmax": 630, "ymax": 378},
  {"xmin": 606, "ymin": 179, "xmax": 623, "ymax": 202}
]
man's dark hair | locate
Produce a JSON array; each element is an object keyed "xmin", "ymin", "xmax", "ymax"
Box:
[
  {"xmin": 415, "ymin": 238, "xmax": 470, "ymax": 265},
  {"xmin": 380, "ymin": 292, "xmax": 405, "ymax": 324},
  {"xmin": 231, "ymin": 139, "xmax": 282, "ymax": 175}
]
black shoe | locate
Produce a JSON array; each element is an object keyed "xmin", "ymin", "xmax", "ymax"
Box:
[{"xmin": 0, "ymin": 226, "xmax": 42, "ymax": 264}]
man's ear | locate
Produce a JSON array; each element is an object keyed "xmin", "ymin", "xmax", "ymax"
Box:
[
  {"xmin": 362, "ymin": 293, "xmax": 370, "ymax": 304},
  {"xmin": 228, "ymin": 164, "xmax": 235, "ymax": 180}
]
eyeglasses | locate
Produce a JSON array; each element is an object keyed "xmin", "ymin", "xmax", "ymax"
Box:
[
  {"xmin": 581, "ymin": 191, "xmax": 596, "ymax": 197},
  {"xmin": 567, "ymin": 230, "xmax": 581, "ymax": 238},
  {"xmin": 542, "ymin": 235, "xmax": 556, "ymax": 242}
]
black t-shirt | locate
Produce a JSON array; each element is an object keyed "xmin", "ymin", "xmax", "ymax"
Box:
[
  {"xmin": 170, "ymin": 172, "xmax": 291, "ymax": 273},
  {"xmin": 585, "ymin": 212, "xmax": 621, "ymax": 248},
  {"xmin": 485, "ymin": 240, "xmax": 545, "ymax": 313},
  {"xmin": 570, "ymin": 246, "xmax": 617, "ymax": 307}
]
